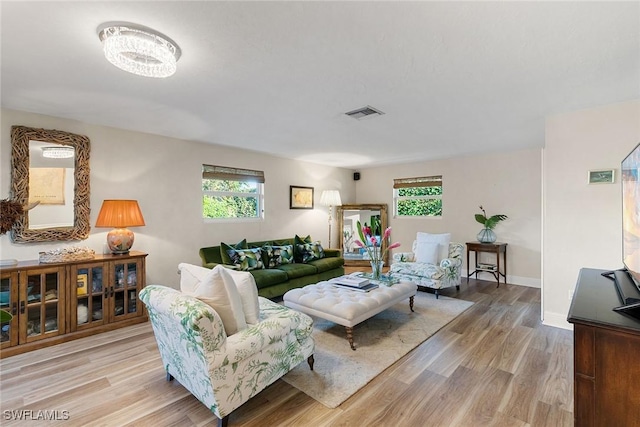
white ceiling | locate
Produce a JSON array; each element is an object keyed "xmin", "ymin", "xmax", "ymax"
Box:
[{"xmin": 2, "ymin": 1, "xmax": 639, "ymax": 169}]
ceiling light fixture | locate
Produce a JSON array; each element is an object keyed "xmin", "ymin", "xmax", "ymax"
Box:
[
  {"xmin": 42, "ymin": 146, "xmax": 75, "ymax": 159},
  {"xmin": 97, "ymin": 23, "xmax": 181, "ymax": 78}
]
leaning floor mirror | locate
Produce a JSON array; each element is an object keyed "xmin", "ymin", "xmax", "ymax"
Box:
[
  {"xmin": 337, "ymin": 204, "xmax": 388, "ymax": 267},
  {"xmin": 10, "ymin": 126, "xmax": 91, "ymax": 242}
]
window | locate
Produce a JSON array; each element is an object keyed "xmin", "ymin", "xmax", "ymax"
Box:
[
  {"xmin": 202, "ymin": 164, "xmax": 264, "ymax": 220},
  {"xmin": 393, "ymin": 175, "xmax": 442, "ymax": 217}
]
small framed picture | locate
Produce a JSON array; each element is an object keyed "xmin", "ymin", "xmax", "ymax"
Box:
[
  {"xmin": 588, "ymin": 169, "xmax": 615, "ymax": 184},
  {"xmin": 290, "ymin": 186, "xmax": 314, "ymax": 209},
  {"xmin": 77, "ymin": 274, "xmax": 88, "ymax": 295}
]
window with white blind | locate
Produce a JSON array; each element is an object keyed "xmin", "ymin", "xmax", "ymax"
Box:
[
  {"xmin": 393, "ymin": 175, "xmax": 443, "ymax": 217},
  {"xmin": 202, "ymin": 164, "xmax": 264, "ymax": 220}
]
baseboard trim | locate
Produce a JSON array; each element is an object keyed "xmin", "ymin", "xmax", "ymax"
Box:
[
  {"xmin": 542, "ymin": 311, "xmax": 573, "ymax": 330},
  {"xmin": 462, "ymin": 269, "xmax": 541, "ymax": 288}
]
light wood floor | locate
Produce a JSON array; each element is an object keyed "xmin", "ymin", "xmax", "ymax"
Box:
[{"xmin": 0, "ymin": 278, "xmax": 573, "ymax": 427}]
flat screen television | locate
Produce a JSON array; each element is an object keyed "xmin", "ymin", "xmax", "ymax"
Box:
[
  {"xmin": 622, "ymin": 142, "xmax": 640, "ymax": 289},
  {"xmin": 610, "ymin": 142, "xmax": 640, "ymax": 317}
]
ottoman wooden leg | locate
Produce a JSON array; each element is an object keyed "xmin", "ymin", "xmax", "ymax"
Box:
[
  {"xmin": 345, "ymin": 326, "xmax": 356, "ymax": 350},
  {"xmin": 409, "ymin": 295, "xmax": 415, "ymax": 312},
  {"xmin": 307, "ymin": 355, "xmax": 314, "ymax": 370}
]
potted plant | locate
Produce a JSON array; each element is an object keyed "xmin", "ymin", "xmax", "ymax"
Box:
[{"xmin": 475, "ymin": 205, "xmax": 508, "ymax": 243}]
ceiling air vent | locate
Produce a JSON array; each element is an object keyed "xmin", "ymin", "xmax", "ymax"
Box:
[{"xmin": 345, "ymin": 105, "xmax": 385, "ymax": 120}]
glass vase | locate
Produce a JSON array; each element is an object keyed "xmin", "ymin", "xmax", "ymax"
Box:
[
  {"xmin": 477, "ymin": 228, "xmax": 497, "ymax": 243},
  {"xmin": 370, "ymin": 261, "xmax": 383, "ymax": 280}
]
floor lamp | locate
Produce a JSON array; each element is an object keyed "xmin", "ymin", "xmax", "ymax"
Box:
[{"xmin": 320, "ymin": 190, "xmax": 342, "ymax": 248}]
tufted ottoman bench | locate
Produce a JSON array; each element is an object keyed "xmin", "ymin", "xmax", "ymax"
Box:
[{"xmin": 283, "ymin": 280, "xmax": 418, "ymax": 350}]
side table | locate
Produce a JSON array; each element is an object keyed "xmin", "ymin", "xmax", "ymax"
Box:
[{"xmin": 466, "ymin": 242, "xmax": 507, "ymax": 287}]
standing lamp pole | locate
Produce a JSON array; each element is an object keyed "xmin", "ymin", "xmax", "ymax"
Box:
[{"xmin": 320, "ymin": 190, "xmax": 342, "ymax": 248}]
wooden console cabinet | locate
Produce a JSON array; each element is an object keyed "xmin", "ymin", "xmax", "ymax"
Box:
[
  {"xmin": 567, "ymin": 268, "xmax": 640, "ymax": 427},
  {"xmin": 0, "ymin": 251, "xmax": 147, "ymax": 357}
]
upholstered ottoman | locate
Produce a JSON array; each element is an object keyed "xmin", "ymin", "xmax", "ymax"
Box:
[{"xmin": 283, "ymin": 280, "xmax": 417, "ymax": 350}]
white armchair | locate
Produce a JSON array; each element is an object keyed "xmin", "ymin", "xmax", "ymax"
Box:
[
  {"xmin": 391, "ymin": 238, "xmax": 464, "ymax": 298},
  {"xmin": 140, "ymin": 284, "xmax": 314, "ymax": 427}
]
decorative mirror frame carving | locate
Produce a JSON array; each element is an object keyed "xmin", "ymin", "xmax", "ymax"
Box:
[
  {"xmin": 337, "ymin": 203, "xmax": 388, "ymax": 267},
  {"xmin": 10, "ymin": 126, "xmax": 91, "ymax": 242}
]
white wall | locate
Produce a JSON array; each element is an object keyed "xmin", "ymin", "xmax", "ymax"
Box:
[
  {"xmin": 543, "ymin": 99, "xmax": 640, "ymax": 329},
  {"xmin": 354, "ymin": 148, "xmax": 543, "ymax": 287},
  {"xmin": 0, "ymin": 109, "xmax": 355, "ymax": 288}
]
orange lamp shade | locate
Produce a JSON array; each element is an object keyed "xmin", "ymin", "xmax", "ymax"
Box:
[{"xmin": 95, "ymin": 200, "xmax": 145, "ymax": 254}]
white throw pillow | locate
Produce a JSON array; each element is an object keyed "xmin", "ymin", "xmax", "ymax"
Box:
[
  {"xmin": 416, "ymin": 232, "xmax": 451, "ymax": 262},
  {"xmin": 183, "ymin": 265, "xmax": 247, "ymax": 335},
  {"xmin": 219, "ymin": 266, "xmax": 260, "ymax": 325},
  {"xmin": 414, "ymin": 241, "xmax": 439, "ymax": 264},
  {"xmin": 178, "ymin": 263, "xmax": 212, "ymax": 294}
]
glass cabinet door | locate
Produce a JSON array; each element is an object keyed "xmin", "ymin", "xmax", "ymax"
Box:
[
  {"xmin": 112, "ymin": 261, "xmax": 140, "ymax": 321},
  {"xmin": 22, "ymin": 268, "xmax": 65, "ymax": 343},
  {"xmin": 72, "ymin": 264, "xmax": 106, "ymax": 330},
  {"xmin": 0, "ymin": 272, "xmax": 19, "ymax": 348}
]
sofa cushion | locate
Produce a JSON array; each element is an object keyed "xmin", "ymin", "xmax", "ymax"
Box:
[
  {"xmin": 186, "ymin": 265, "xmax": 247, "ymax": 335},
  {"xmin": 220, "ymin": 239, "xmax": 248, "ymax": 265},
  {"xmin": 415, "ymin": 241, "xmax": 439, "ymax": 264},
  {"xmin": 219, "ymin": 267, "xmax": 260, "ymax": 325},
  {"xmin": 249, "ymin": 268, "xmax": 289, "ymax": 289},
  {"xmin": 227, "ymin": 247, "xmax": 264, "ymax": 271},
  {"xmin": 307, "ymin": 256, "xmax": 344, "ymax": 273},
  {"xmin": 276, "ymin": 263, "xmax": 317, "ymax": 279},
  {"xmin": 262, "ymin": 244, "xmax": 295, "ymax": 268},
  {"xmin": 416, "ymin": 232, "xmax": 451, "ymax": 262},
  {"xmin": 297, "ymin": 241, "xmax": 325, "ymax": 263}
]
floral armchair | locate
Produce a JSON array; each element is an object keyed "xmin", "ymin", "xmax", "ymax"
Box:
[
  {"xmin": 390, "ymin": 241, "xmax": 464, "ymax": 298},
  {"xmin": 139, "ymin": 285, "xmax": 315, "ymax": 427}
]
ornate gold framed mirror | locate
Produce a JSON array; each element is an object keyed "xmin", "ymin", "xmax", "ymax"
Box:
[
  {"xmin": 337, "ymin": 203, "xmax": 388, "ymax": 267},
  {"xmin": 10, "ymin": 126, "xmax": 91, "ymax": 242}
]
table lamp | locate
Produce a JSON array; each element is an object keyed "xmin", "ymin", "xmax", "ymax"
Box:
[
  {"xmin": 95, "ymin": 200, "xmax": 145, "ymax": 254},
  {"xmin": 320, "ymin": 190, "xmax": 342, "ymax": 248}
]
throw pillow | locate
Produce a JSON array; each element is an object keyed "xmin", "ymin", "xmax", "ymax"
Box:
[
  {"xmin": 297, "ymin": 241, "xmax": 325, "ymax": 263},
  {"xmin": 272, "ymin": 244, "xmax": 294, "ymax": 264},
  {"xmin": 188, "ymin": 265, "xmax": 247, "ymax": 335},
  {"xmin": 218, "ymin": 267, "xmax": 260, "ymax": 325},
  {"xmin": 416, "ymin": 232, "xmax": 451, "ymax": 262},
  {"xmin": 178, "ymin": 263, "xmax": 212, "ymax": 294},
  {"xmin": 294, "ymin": 234, "xmax": 313, "ymax": 262},
  {"xmin": 414, "ymin": 241, "xmax": 439, "ymax": 264},
  {"xmin": 227, "ymin": 247, "xmax": 264, "ymax": 271},
  {"xmin": 262, "ymin": 245, "xmax": 282, "ymax": 268},
  {"xmin": 220, "ymin": 239, "xmax": 248, "ymax": 265}
]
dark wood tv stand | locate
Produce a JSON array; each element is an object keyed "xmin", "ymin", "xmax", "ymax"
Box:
[{"xmin": 567, "ymin": 268, "xmax": 640, "ymax": 427}]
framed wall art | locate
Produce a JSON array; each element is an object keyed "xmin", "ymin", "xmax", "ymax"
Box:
[
  {"xmin": 290, "ymin": 186, "xmax": 314, "ymax": 209},
  {"xmin": 588, "ymin": 169, "xmax": 615, "ymax": 184}
]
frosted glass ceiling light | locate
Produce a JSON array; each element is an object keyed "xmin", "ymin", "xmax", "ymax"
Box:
[{"xmin": 98, "ymin": 23, "xmax": 181, "ymax": 78}]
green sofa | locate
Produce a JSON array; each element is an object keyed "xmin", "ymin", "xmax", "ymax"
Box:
[{"xmin": 199, "ymin": 237, "xmax": 345, "ymax": 299}]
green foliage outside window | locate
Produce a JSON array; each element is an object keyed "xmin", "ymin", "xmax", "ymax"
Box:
[
  {"xmin": 202, "ymin": 179, "xmax": 260, "ymax": 219},
  {"xmin": 396, "ymin": 186, "xmax": 442, "ymax": 216}
]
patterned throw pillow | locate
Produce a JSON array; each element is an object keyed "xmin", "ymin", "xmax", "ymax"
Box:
[
  {"xmin": 294, "ymin": 235, "xmax": 313, "ymax": 262},
  {"xmin": 273, "ymin": 245, "xmax": 294, "ymax": 264},
  {"xmin": 227, "ymin": 247, "xmax": 264, "ymax": 271},
  {"xmin": 297, "ymin": 241, "xmax": 325, "ymax": 263},
  {"xmin": 220, "ymin": 239, "xmax": 248, "ymax": 265},
  {"xmin": 262, "ymin": 245, "xmax": 282, "ymax": 268}
]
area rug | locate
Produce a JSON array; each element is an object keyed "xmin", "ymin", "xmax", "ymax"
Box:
[{"xmin": 281, "ymin": 292, "xmax": 474, "ymax": 408}]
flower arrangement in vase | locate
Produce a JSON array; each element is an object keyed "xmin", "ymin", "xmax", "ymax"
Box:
[
  {"xmin": 354, "ymin": 221, "xmax": 400, "ymax": 278},
  {"xmin": 475, "ymin": 205, "xmax": 508, "ymax": 243}
]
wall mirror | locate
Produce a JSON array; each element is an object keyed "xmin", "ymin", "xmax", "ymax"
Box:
[
  {"xmin": 337, "ymin": 203, "xmax": 388, "ymax": 267},
  {"xmin": 10, "ymin": 126, "xmax": 91, "ymax": 242}
]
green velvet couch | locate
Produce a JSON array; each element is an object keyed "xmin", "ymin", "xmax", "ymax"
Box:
[{"xmin": 199, "ymin": 237, "xmax": 345, "ymax": 299}]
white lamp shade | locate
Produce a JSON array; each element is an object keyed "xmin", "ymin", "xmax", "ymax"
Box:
[{"xmin": 320, "ymin": 190, "xmax": 342, "ymax": 207}]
